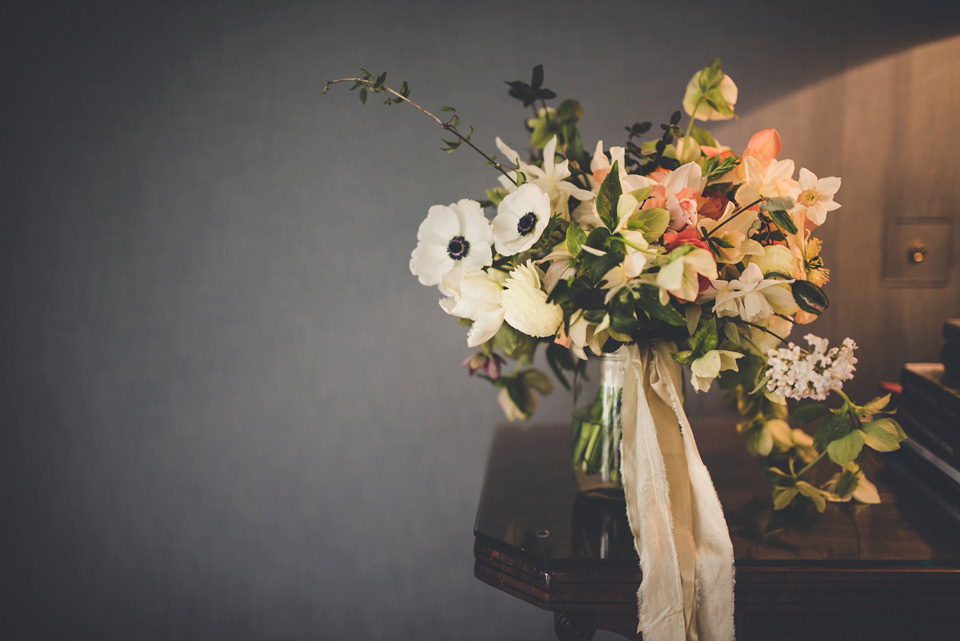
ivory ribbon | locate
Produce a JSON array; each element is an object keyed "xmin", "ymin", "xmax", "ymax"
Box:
[{"xmin": 619, "ymin": 342, "xmax": 735, "ymax": 641}]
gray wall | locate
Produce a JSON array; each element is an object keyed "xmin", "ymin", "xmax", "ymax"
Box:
[{"xmin": 2, "ymin": 1, "xmax": 958, "ymax": 640}]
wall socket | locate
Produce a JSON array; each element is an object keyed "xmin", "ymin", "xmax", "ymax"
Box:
[{"xmin": 883, "ymin": 217, "xmax": 953, "ymax": 286}]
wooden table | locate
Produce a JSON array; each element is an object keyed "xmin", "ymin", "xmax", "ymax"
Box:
[{"xmin": 473, "ymin": 419, "xmax": 960, "ymax": 640}]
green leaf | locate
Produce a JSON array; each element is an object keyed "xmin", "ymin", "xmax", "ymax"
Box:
[
  {"xmin": 359, "ymin": 88, "xmax": 368, "ymax": 105},
  {"xmin": 826, "ymin": 429, "xmax": 865, "ymax": 466},
  {"xmin": 764, "ymin": 466, "xmax": 796, "ymax": 487},
  {"xmin": 813, "ymin": 411, "xmax": 852, "ymax": 452},
  {"xmin": 546, "ymin": 343, "xmax": 573, "ymax": 391},
  {"xmin": 595, "ymin": 161, "xmax": 622, "ymax": 230},
  {"xmin": 723, "ymin": 321, "xmax": 740, "ymax": 346},
  {"xmin": 796, "ymin": 481, "xmax": 827, "ymax": 513},
  {"xmin": 684, "ymin": 304, "xmax": 702, "ymax": 337},
  {"xmin": 760, "ymin": 197, "xmax": 795, "ymax": 212},
  {"xmin": 690, "ymin": 126, "xmax": 718, "ymax": 148},
  {"xmin": 629, "ymin": 185, "xmax": 653, "ymax": 202},
  {"xmin": 769, "ymin": 209, "xmax": 799, "ymax": 235},
  {"xmin": 773, "ymin": 486, "xmax": 799, "ymax": 510},
  {"xmin": 832, "ymin": 469, "xmax": 860, "ymax": 499},
  {"xmin": 791, "ymin": 403, "xmax": 831, "ymax": 424},
  {"xmin": 531, "ymin": 64, "xmax": 544, "ymax": 90},
  {"xmin": 638, "ymin": 287, "xmax": 686, "ymax": 326},
  {"xmin": 791, "ymin": 280, "xmax": 830, "ymax": 315},
  {"xmin": 440, "ymin": 105, "xmax": 456, "ymax": 112},
  {"xmin": 672, "ymin": 350, "xmax": 696, "ymax": 366},
  {"xmin": 566, "ymin": 223, "xmax": 586, "ymax": 257},
  {"xmin": 557, "ymin": 99, "xmax": 582, "ymax": 122},
  {"xmin": 691, "ymin": 316, "xmax": 718, "ymax": 357},
  {"xmin": 863, "ymin": 394, "xmax": 892, "ymax": 414},
  {"xmin": 861, "ymin": 418, "xmax": 907, "ymax": 452},
  {"xmin": 626, "ymin": 207, "xmax": 670, "ymax": 242},
  {"xmin": 373, "ymin": 72, "xmax": 386, "ymax": 90}
]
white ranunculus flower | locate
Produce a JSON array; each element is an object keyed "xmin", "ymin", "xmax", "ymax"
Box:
[
  {"xmin": 409, "ymin": 199, "xmax": 493, "ymax": 291},
  {"xmin": 492, "ymin": 184, "xmax": 552, "ymax": 256},
  {"xmin": 501, "ymin": 261, "xmax": 563, "ymax": 338},
  {"xmin": 439, "ymin": 270, "xmax": 505, "ymax": 347}
]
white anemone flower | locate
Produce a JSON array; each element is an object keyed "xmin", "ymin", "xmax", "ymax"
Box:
[
  {"xmin": 409, "ymin": 199, "xmax": 493, "ymax": 291},
  {"xmin": 501, "ymin": 261, "xmax": 563, "ymax": 338},
  {"xmin": 492, "ymin": 184, "xmax": 552, "ymax": 256},
  {"xmin": 792, "ymin": 168, "xmax": 840, "ymax": 226},
  {"xmin": 439, "ymin": 270, "xmax": 505, "ymax": 347},
  {"xmin": 710, "ymin": 263, "xmax": 796, "ymax": 323},
  {"xmin": 690, "ymin": 349, "xmax": 743, "ymax": 392}
]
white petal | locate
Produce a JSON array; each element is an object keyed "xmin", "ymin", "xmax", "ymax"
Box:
[
  {"xmin": 467, "ymin": 309, "xmax": 505, "ymax": 347},
  {"xmin": 816, "ymin": 176, "xmax": 841, "ymax": 196},
  {"xmin": 798, "ymin": 167, "xmax": 817, "ymax": 190},
  {"xmin": 418, "ymin": 205, "xmax": 460, "ymax": 244},
  {"xmin": 410, "ymin": 243, "xmax": 454, "ymax": 286}
]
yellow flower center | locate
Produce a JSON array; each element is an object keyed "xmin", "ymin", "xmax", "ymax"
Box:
[{"xmin": 799, "ymin": 189, "xmax": 819, "ymax": 205}]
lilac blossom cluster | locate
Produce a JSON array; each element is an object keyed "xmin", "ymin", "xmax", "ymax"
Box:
[{"xmin": 765, "ymin": 334, "xmax": 858, "ymax": 401}]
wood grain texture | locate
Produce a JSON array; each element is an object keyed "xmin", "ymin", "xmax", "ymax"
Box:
[{"xmin": 474, "ymin": 422, "xmax": 960, "ymax": 640}]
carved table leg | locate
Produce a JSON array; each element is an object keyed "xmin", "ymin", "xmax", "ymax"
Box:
[{"xmin": 554, "ymin": 611, "xmax": 596, "ymax": 641}]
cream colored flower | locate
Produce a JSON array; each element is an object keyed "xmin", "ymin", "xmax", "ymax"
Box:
[
  {"xmin": 711, "ymin": 263, "xmax": 797, "ymax": 323},
  {"xmin": 747, "ymin": 244, "xmax": 802, "ymax": 279},
  {"xmin": 736, "ymin": 156, "xmax": 797, "ymax": 205},
  {"xmin": 690, "ymin": 349, "xmax": 743, "ymax": 392},
  {"xmin": 682, "ymin": 66, "xmax": 738, "ymax": 121},
  {"xmin": 439, "ymin": 270, "xmax": 505, "ymax": 347},
  {"xmin": 495, "ymin": 136, "xmax": 594, "ymax": 220},
  {"xmin": 656, "ymin": 247, "xmax": 718, "ymax": 303},
  {"xmin": 501, "ymin": 261, "xmax": 563, "ymax": 338}
]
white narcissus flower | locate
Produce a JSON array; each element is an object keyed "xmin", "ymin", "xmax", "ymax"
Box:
[
  {"xmin": 656, "ymin": 247, "xmax": 718, "ymax": 303},
  {"xmin": 439, "ymin": 270, "xmax": 505, "ymax": 347},
  {"xmin": 711, "ymin": 263, "xmax": 797, "ymax": 323},
  {"xmin": 409, "ymin": 199, "xmax": 493, "ymax": 291},
  {"xmin": 792, "ymin": 168, "xmax": 841, "ymax": 226},
  {"xmin": 736, "ymin": 156, "xmax": 797, "ymax": 205},
  {"xmin": 501, "ymin": 261, "xmax": 563, "ymax": 338},
  {"xmin": 492, "ymin": 184, "xmax": 552, "ymax": 256},
  {"xmin": 690, "ymin": 349, "xmax": 743, "ymax": 392},
  {"xmin": 495, "ymin": 136, "xmax": 594, "ymax": 220}
]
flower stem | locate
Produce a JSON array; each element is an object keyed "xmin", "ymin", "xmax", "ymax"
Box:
[
  {"xmin": 735, "ymin": 319, "xmax": 787, "ymax": 344},
  {"xmin": 796, "ymin": 450, "xmax": 826, "ymax": 479},
  {"xmin": 323, "ymin": 77, "xmax": 519, "ymax": 185}
]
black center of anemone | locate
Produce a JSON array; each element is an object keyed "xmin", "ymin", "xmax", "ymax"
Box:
[
  {"xmin": 517, "ymin": 212, "xmax": 537, "ymax": 235},
  {"xmin": 447, "ymin": 235, "xmax": 470, "ymax": 260}
]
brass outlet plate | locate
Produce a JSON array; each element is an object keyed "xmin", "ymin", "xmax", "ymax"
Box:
[{"xmin": 883, "ymin": 217, "xmax": 953, "ymax": 286}]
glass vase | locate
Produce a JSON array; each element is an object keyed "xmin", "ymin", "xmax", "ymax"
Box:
[{"xmin": 571, "ymin": 349, "xmax": 627, "ymax": 497}]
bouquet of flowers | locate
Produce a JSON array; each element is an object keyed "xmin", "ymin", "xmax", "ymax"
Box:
[{"xmin": 325, "ymin": 60, "xmax": 905, "ymax": 513}]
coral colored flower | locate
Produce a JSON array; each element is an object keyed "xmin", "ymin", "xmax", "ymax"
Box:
[
  {"xmin": 663, "ymin": 227, "xmax": 708, "ymax": 252},
  {"xmin": 745, "ymin": 129, "xmax": 782, "ymax": 161}
]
